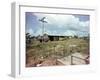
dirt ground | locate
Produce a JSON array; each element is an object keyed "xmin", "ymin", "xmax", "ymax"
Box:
[{"xmin": 26, "ymin": 57, "xmax": 64, "ymax": 67}]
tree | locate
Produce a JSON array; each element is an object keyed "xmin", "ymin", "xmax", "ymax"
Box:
[{"xmin": 26, "ymin": 33, "xmax": 32, "ymax": 44}]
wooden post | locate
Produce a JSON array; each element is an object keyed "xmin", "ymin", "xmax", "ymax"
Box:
[
  {"xmin": 54, "ymin": 45, "xmax": 57, "ymax": 65},
  {"xmin": 71, "ymin": 55, "xmax": 73, "ymax": 65}
]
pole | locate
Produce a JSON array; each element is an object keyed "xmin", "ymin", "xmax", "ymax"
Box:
[
  {"xmin": 42, "ymin": 23, "xmax": 44, "ymax": 43},
  {"xmin": 71, "ymin": 55, "xmax": 73, "ymax": 65}
]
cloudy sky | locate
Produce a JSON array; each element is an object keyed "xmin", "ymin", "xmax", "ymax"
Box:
[{"xmin": 26, "ymin": 12, "xmax": 89, "ymax": 37}]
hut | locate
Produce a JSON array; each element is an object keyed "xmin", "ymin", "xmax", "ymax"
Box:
[{"xmin": 48, "ymin": 35, "xmax": 59, "ymax": 41}]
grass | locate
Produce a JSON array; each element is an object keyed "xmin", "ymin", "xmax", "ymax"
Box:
[{"xmin": 26, "ymin": 38, "xmax": 89, "ymax": 64}]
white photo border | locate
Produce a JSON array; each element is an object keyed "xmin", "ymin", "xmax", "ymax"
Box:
[{"xmin": 11, "ymin": 2, "xmax": 97, "ymax": 77}]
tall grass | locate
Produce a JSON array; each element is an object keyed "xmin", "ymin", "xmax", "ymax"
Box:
[{"xmin": 26, "ymin": 38, "xmax": 89, "ymax": 61}]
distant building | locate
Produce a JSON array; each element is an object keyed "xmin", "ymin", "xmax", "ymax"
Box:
[
  {"xmin": 48, "ymin": 35, "xmax": 59, "ymax": 41},
  {"xmin": 37, "ymin": 33, "xmax": 76, "ymax": 42},
  {"xmin": 48, "ymin": 35, "xmax": 66, "ymax": 41}
]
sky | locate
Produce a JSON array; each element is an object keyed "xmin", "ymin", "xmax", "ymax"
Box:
[{"xmin": 26, "ymin": 12, "xmax": 89, "ymax": 37}]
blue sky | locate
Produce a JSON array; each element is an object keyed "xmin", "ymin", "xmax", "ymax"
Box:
[{"xmin": 26, "ymin": 12, "xmax": 89, "ymax": 37}]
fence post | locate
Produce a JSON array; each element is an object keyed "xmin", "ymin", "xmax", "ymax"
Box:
[
  {"xmin": 71, "ymin": 55, "xmax": 73, "ymax": 65},
  {"xmin": 54, "ymin": 45, "xmax": 57, "ymax": 65}
]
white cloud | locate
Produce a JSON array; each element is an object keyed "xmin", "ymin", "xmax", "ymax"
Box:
[
  {"xmin": 31, "ymin": 28, "xmax": 43, "ymax": 36},
  {"xmin": 34, "ymin": 13, "xmax": 79, "ymax": 26},
  {"xmin": 63, "ymin": 30, "xmax": 77, "ymax": 36},
  {"xmin": 31, "ymin": 13, "xmax": 89, "ymax": 36},
  {"xmin": 26, "ymin": 28, "xmax": 34, "ymax": 35}
]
